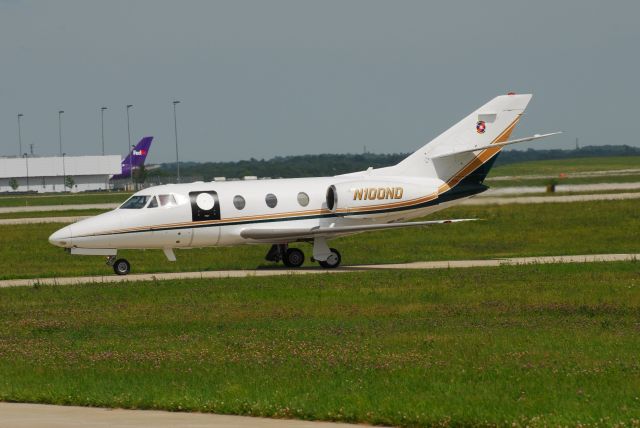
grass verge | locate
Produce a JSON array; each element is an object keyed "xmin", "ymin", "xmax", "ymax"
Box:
[{"xmin": 0, "ymin": 263, "xmax": 639, "ymax": 426}]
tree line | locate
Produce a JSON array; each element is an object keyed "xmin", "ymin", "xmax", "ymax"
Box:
[{"xmin": 149, "ymin": 145, "xmax": 640, "ymax": 181}]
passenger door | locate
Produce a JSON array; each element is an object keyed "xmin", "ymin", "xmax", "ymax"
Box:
[{"xmin": 189, "ymin": 190, "xmax": 221, "ymax": 246}]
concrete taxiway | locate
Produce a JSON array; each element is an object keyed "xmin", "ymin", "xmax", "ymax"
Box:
[
  {"xmin": 0, "ymin": 402, "xmax": 359, "ymax": 428},
  {"xmin": 1, "ymin": 253, "xmax": 637, "ymax": 288},
  {"xmin": 460, "ymin": 191, "xmax": 640, "ymax": 205},
  {"xmin": 488, "ymin": 168, "xmax": 640, "ymax": 181},
  {"xmin": 0, "ymin": 203, "xmax": 117, "ymax": 214},
  {"xmin": 0, "ymin": 216, "xmax": 89, "ymax": 225},
  {"xmin": 481, "ymin": 182, "xmax": 640, "ymax": 196}
]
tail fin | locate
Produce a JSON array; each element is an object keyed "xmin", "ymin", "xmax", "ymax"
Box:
[
  {"xmin": 378, "ymin": 94, "xmax": 532, "ymax": 189},
  {"xmin": 117, "ymin": 136, "xmax": 153, "ymax": 179}
]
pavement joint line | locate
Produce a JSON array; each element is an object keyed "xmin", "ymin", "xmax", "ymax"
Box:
[{"xmin": 1, "ymin": 253, "xmax": 638, "ymax": 289}]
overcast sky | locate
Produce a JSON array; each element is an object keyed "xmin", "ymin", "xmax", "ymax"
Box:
[{"xmin": 0, "ymin": 0, "xmax": 638, "ymax": 163}]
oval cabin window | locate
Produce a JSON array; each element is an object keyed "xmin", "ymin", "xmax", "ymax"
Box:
[
  {"xmin": 265, "ymin": 193, "xmax": 278, "ymax": 208},
  {"xmin": 233, "ymin": 195, "xmax": 246, "ymax": 210},
  {"xmin": 297, "ymin": 192, "xmax": 310, "ymax": 207}
]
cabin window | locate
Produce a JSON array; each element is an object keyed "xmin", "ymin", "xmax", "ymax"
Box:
[
  {"xmin": 120, "ymin": 195, "xmax": 149, "ymax": 209},
  {"xmin": 158, "ymin": 194, "xmax": 177, "ymax": 207},
  {"xmin": 233, "ymin": 195, "xmax": 246, "ymax": 210},
  {"xmin": 265, "ymin": 193, "xmax": 278, "ymax": 208},
  {"xmin": 297, "ymin": 192, "xmax": 310, "ymax": 207},
  {"xmin": 147, "ymin": 196, "xmax": 159, "ymax": 208}
]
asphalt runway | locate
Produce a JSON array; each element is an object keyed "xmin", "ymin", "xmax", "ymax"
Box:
[
  {"xmin": 1, "ymin": 253, "xmax": 637, "ymax": 288},
  {"xmin": 0, "ymin": 402, "xmax": 359, "ymax": 428}
]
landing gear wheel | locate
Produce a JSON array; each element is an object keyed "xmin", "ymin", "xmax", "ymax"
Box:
[
  {"xmin": 113, "ymin": 258, "xmax": 131, "ymax": 276},
  {"xmin": 283, "ymin": 248, "xmax": 305, "ymax": 268},
  {"xmin": 319, "ymin": 248, "xmax": 341, "ymax": 269}
]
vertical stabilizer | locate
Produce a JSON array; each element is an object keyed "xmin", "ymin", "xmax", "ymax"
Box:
[
  {"xmin": 112, "ymin": 136, "xmax": 153, "ymax": 180},
  {"xmin": 375, "ymin": 94, "xmax": 532, "ymax": 188}
]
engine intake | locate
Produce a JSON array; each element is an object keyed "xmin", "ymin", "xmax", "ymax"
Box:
[{"xmin": 326, "ymin": 185, "xmax": 337, "ymax": 211}]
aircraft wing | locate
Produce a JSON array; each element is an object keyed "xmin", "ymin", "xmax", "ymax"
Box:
[
  {"xmin": 240, "ymin": 218, "xmax": 477, "ymax": 241},
  {"xmin": 430, "ymin": 132, "xmax": 562, "ymax": 159}
]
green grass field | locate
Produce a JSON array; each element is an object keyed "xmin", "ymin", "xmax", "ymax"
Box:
[
  {"xmin": 489, "ymin": 156, "xmax": 640, "ymax": 178},
  {"xmin": 0, "ymin": 192, "xmax": 129, "ymax": 207},
  {"xmin": 0, "ymin": 199, "xmax": 637, "ymax": 280},
  {"xmin": 0, "ymin": 263, "xmax": 638, "ymax": 426}
]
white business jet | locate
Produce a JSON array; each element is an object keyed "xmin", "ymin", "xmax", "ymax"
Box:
[{"xmin": 49, "ymin": 93, "xmax": 559, "ymax": 275}]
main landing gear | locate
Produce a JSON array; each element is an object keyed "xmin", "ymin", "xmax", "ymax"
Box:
[
  {"xmin": 107, "ymin": 256, "xmax": 131, "ymax": 276},
  {"xmin": 264, "ymin": 243, "xmax": 342, "ymax": 269},
  {"xmin": 265, "ymin": 244, "xmax": 305, "ymax": 268}
]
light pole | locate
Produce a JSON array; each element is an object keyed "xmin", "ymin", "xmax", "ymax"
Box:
[
  {"xmin": 17, "ymin": 113, "xmax": 24, "ymax": 157},
  {"xmin": 58, "ymin": 110, "xmax": 64, "ymax": 156},
  {"xmin": 23, "ymin": 153, "xmax": 29, "ymax": 192},
  {"xmin": 100, "ymin": 107, "xmax": 107, "ymax": 155},
  {"xmin": 172, "ymin": 100, "xmax": 181, "ymax": 183},
  {"xmin": 130, "ymin": 144, "xmax": 137, "ymax": 190},
  {"xmin": 62, "ymin": 153, "xmax": 66, "ymax": 193},
  {"xmin": 126, "ymin": 104, "xmax": 133, "ymax": 190}
]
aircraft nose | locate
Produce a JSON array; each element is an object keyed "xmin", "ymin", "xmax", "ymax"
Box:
[{"xmin": 49, "ymin": 225, "xmax": 73, "ymax": 248}]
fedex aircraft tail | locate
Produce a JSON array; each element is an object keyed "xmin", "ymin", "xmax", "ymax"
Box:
[{"xmin": 111, "ymin": 136, "xmax": 153, "ymax": 180}]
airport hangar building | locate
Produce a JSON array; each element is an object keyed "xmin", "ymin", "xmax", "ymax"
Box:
[{"xmin": 0, "ymin": 155, "xmax": 121, "ymax": 193}]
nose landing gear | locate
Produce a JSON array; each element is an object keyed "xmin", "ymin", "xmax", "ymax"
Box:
[
  {"xmin": 107, "ymin": 256, "xmax": 131, "ymax": 276},
  {"xmin": 318, "ymin": 248, "xmax": 341, "ymax": 268}
]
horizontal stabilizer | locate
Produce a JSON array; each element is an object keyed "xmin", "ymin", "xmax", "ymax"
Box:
[
  {"xmin": 430, "ymin": 132, "xmax": 562, "ymax": 159},
  {"xmin": 240, "ymin": 218, "xmax": 477, "ymax": 241}
]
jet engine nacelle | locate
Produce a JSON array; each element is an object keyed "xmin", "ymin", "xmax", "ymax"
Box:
[{"xmin": 326, "ymin": 180, "xmax": 436, "ymax": 218}]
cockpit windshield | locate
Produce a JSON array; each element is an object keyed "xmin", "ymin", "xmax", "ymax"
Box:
[
  {"xmin": 158, "ymin": 194, "xmax": 177, "ymax": 207},
  {"xmin": 120, "ymin": 195, "xmax": 150, "ymax": 209}
]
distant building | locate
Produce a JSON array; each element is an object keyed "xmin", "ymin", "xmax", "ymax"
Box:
[{"xmin": 0, "ymin": 155, "xmax": 121, "ymax": 193}]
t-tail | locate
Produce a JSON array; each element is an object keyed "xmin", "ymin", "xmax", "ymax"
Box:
[
  {"xmin": 370, "ymin": 93, "xmax": 560, "ymax": 198},
  {"xmin": 111, "ymin": 136, "xmax": 153, "ymax": 180}
]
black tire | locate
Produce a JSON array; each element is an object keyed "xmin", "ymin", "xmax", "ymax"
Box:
[
  {"xmin": 283, "ymin": 248, "xmax": 305, "ymax": 268},
  {"xmin": 113, "ymin": 258, "xmax": 131, "ymax": 276},
  {"xmin": 319, "ymin": 248, "xmax": 341, "ymax": 268}
]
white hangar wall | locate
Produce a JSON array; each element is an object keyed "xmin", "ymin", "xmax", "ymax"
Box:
[{"xmin": 0, "ymin": 155, "xmax": 121, "ymax": 193}]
